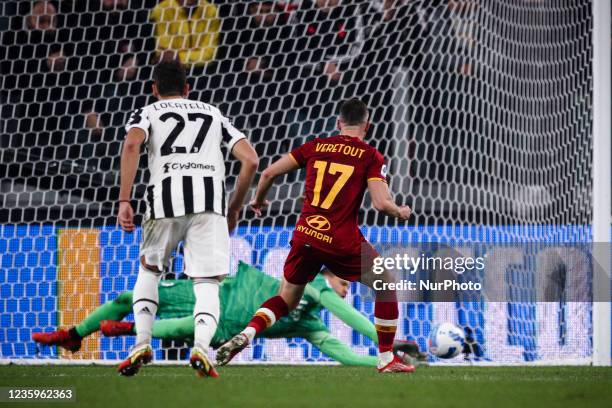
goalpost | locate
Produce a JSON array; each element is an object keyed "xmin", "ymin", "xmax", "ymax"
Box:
[
  {"xmin": 591, "ymin": 0, "xmax": 611, "ymax": 367},
  {"xmin": 0, "ymin": 0, "xmax": 610, "ymax": 366}
]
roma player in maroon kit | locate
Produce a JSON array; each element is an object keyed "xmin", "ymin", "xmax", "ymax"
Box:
[{"xmin": 216, "ymin": 99, "xmax": 413, "ymax": 373}]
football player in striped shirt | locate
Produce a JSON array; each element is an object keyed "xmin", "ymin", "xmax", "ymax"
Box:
[{"xmin": 117, "ymin": 59, "xmax": 259, "ymax": 377}]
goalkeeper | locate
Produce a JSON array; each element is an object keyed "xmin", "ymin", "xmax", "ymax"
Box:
[{"xmin": 33, "ymin": 262, "xmax": 425, "ymax": 366}]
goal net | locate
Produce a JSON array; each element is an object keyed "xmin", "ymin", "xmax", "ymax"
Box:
[{"xmin": 0, "ymin": 0, "xmax": 599, "ymax": 365}]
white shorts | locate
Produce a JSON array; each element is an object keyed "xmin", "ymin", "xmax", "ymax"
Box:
[{"xmin": 140, "ymin": 212, "xmax": 229, "ymax": 278}]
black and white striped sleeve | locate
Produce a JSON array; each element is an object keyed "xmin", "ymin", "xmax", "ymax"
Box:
[
  {"xmin": 125, "ymin": 107, "xmax": 151, "ymax": 142},
  {"xmin": 220, "ymin": 114, "xmax": 246, "ymax": 153}
]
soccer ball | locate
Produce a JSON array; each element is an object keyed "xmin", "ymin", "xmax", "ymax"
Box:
[{"xmin": 428, "ymin": 323, "xmax": 465, "ymax": 359}]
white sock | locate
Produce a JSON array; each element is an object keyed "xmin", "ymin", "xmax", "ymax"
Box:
[
  {"xmin": 378, "ymin": 351, "xmax": 394, "ymax": 368},
  {"xmin": 192, "ymin": 278, "xmax": 220, "ymax": 351},
  {"xmin": 132, "ymin": 265, "xmax": 160, "ymax": 345},
  {"xmin": 241, "ymin": 326, "xmax": 256, "ymax": 343}
]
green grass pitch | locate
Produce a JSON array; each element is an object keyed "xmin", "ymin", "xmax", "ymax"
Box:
[{"xmin": 1, "ymin": 365, "xmax": 611, "ymax": 408}]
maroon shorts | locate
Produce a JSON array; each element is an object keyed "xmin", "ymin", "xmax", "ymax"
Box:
[{"xmin": 283, "ymin": 239, "xmax": 379, "ymax": 285}]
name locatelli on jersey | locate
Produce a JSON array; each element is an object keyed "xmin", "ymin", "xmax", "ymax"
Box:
[{"xmin": 151, "ymin": 101, "xmax": 212, "ymax": 111}]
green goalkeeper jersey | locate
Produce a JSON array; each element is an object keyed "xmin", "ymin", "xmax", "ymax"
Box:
[
  {"xmin": 156, "ymin": 262, "xmax": 375, "ymax": 349},
  {"xmin": 74, "ymin": 262, "xmax": 377, "ymax": 366},
  {"xmin": 215, "ymin": 263, "xmax": 330, "ymax": 345}
]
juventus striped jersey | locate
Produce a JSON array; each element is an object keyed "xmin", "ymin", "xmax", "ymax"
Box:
[{"xmin": 125, "ymin": 98, "xmax": 246, "ymax": 220}]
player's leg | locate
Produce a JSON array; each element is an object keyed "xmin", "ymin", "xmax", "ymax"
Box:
[
  {"xmin": 117, "ymin": 258, "xmax": 160, "ymax": 376},
  {"xmin": 119, "ymin": 217, "xmax": 182, "ymax": 376},
  {"xmin": 101, "ymin": 316, "xmax": 195, "ymax": 341},
  {"xmin": 189, "ymin": 276, "xmax": 222, "ymax": 378},
  {"xmin": 183, "ymin": 213, "xmax": 229, "ymax": 378},
  {"xmin": 32, "ymin": 291, "xmax": 134, "ymax": 352},
  {"xmin": 77, "ymin": 291, "xmax": 133, "ymax": 337},
  {"xmin": 328, "ymin": 242, "xmax": 414, "ymax": 373},
  {"xmin": 102, "ymin": 278, "xmax": 198, "ymax": 337},
  {"xmin": 215, "ymin": 278, "xmax": 305, "ymax": 366},
  {"xmin": 152, "ymin": 316, "xmax": 194, "ymax": 340},
  {"xmin": 358, "ymin": 252, "xmax": 415, "ymax": 373},
  {"xmin": 105, "ymin": 278, "xmax": 197, "ymax": 337},
  {"xmin": 242, "ymin": 277, "xmax": 305, "ymax": 341},
  {"xmin": 216, "ymin": 241, "xmax": 319, "ymax": 366}
]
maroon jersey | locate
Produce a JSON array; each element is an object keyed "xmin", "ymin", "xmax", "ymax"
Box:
[{"xmin": 289, "ymin": 134, "xmax": 387, "ymax": 254}]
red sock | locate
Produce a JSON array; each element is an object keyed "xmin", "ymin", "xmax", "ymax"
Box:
[
  {"xmin": 246, "ymin": 296, "xmax": 289, "ymax": 335},
  {"xmin": 374, "ymin": 292, "xmax": 398, "ymax": 353}
]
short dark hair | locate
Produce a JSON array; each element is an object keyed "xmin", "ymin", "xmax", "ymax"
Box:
[
  {"xmin": 153, "ymin": 59, "xmax": 187, "ymax": 96},
  {"xmin": 339, "ymin": 98, "xmax": 368, "ymax": 126}
]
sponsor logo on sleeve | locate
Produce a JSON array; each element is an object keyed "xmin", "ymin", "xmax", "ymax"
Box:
[{"xmin": 380, "ymin": 164, "xmax": 388, "ymax": 178}]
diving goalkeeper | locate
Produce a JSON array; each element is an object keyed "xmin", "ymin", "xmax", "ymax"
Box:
[{"xmin": 33, "ymin": 262, "xmax": 425, "ymax": 366}]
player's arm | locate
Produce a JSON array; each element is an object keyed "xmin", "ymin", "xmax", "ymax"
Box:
[
  {"xmin": 366, "ymin": 150, "xmax": 411, "ymax": 220},
  {"xmin": 109, "ymin": 316, "xmax": 194, "ymax": 341},
  {"xmin": 304, "ymin": 330, "xmax": 378, "ymax": 367},
  {"xmin": 319, "ymin": 289, "xmax": 378, "ymax": 343},
  {"xmin": 118, "ymin": 128, "xmax": 146, "ymax": 232},
  {"xmin": 227, "ymin": 139, "xmax": 259, "ymax": 232},
  {"xmin": 368, "ymin": 180, "xmax": 411, "ymax": 220},
  {"xmin": 250, "ymin": 154, "xmax": 300, "ymax": 216}
]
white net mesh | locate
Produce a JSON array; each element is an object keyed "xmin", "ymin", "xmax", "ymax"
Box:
[{"xmin": 0, "ymin": 0, "xmax": 593, "ymax": 364}]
